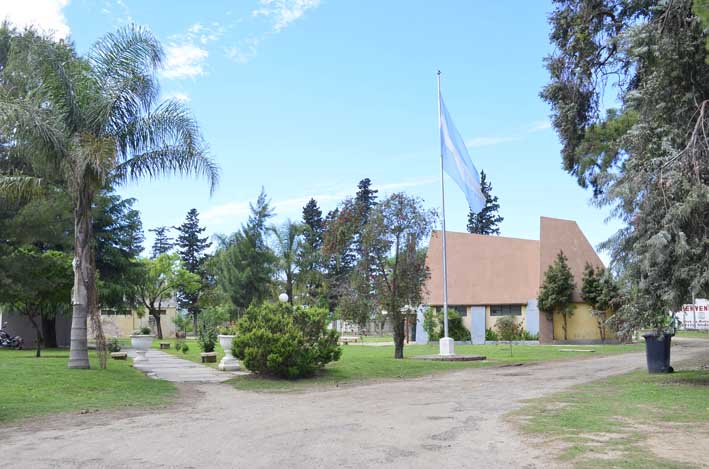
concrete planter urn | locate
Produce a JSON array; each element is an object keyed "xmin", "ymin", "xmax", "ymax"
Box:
[
  {"xmin": 217, "ymin": 335, "xmax": 240, "ymax": 371},
  {"xmin": 130, "ymin": 335, "xmax": 154, "ymax": 363}
]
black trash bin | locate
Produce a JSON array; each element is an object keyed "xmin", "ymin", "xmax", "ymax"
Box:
[{"xmin": 642, "ymin": 332, "xmax": 674, "ymax": 373}]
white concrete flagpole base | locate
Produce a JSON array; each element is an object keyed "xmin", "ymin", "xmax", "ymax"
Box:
[{"xmin": 439, "ymin": 337, "xmax": 455, "ymax": 356}]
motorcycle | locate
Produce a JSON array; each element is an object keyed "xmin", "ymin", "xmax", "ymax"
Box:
[{"xmin": 0, "ymin": 322, "xmax": 23, "ymax": 349}]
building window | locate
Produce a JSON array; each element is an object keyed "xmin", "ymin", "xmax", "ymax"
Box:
[
  {"xmin": 490, "ymin": 305, "xmax": 522, "ymax": 316},
  {"xmin": 434, "ymin": 305, "xmax": 468, "ymax": 317}
]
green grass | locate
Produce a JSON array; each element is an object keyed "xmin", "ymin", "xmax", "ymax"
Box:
[
  {"xmin": 676, "ymin": 330, "xmax": 709, "ymax": 339},
  {"xmin": 0, "ymin": 349, "xmax": 176, "ymax": 423},
  {"xmin": 511, "ymin": 367, "xmax": 709, "ymax": 468},
  {"xmin": 228, "ymin": 342, "xmax": 643, "ymax": 392},
  {"xmin": 360, "ymin": 334, "xmax": 394, "ymax": 343}
]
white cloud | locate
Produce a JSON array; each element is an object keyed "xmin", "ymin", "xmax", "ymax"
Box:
[
  {"xmin": 466, "ymin": 119, "xmax": 553, "ymax": 148},
  {"xmin": 0, "ymin": 0, "xmax": 71, "ymax": 40},
  {"xmin": 253, "ymin": 0, "xmax": 320, "ymax": 32},
  {"xmin": 466, "ymin": 136, "xmax": 518, "ymax": 148},
  {"xmin": 528, "ymin": 120, "xmax": 552, "ymax": 132},
  {"xmin": 161, "ymin": 43, "xmax": 209, "ymax": 79},
  {"xmin": 161, "ymin": 22, "xmax": 225, "ymax": 80},
  {"xmin": 225, "ymin": 36, "xmax": 261, "ymax": 64},
  {"xmin": 165, "ymin": 91, "xmax": 190, "ymax": 103}
]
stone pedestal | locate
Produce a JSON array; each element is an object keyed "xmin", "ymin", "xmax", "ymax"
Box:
[
  {"xmin": 439, "ymin": 337, "xmax": 455, "ymax": 356},
  {"xmin": 134, "ymin": 350, "xmax": 148, "ymax": 362},
  {"xmin": 218, "ymin": 335, "xmax": 240, "ymax": 371}
]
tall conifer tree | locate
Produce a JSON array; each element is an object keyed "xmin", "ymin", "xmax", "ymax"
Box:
[
  {"xmin": 175, "ymin": 209, "xmax": 211, "ymax": 325},
  {"xmin": 149, "ymin": 226, "xmax": 173, "ymax": 258},
  {"xmin": 466, "ymin": 170, "xmax": 503, "ymax": 235}
]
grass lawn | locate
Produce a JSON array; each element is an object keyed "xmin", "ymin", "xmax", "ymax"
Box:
[
  {"xmin": 227, "ymin": 342, "xmax": 643, "ymax": 392},
  {"xmin": 360, "ymin": 334, "xmax": 393, "ymax": 343},
  {"xmin": 676, "ymin": 330, "xmax": 709, "ymax": 339},
  {"xmin": 510, "ymin": 367, "xmax": 709, "ymax": 468},
  {"xmin": 0, "ymin": 349, "xmax": 176, "ymax": 423}
]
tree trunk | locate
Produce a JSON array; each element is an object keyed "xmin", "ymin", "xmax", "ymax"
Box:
[
  {"xmin": 42, "ymin": 316, "xmax": 57, "ymax": 348},
  {"xmin": 152, "ymin": 312, "xmax": 163, "ymax": 339},
  {"xmin": 27, "ymin": 311, "xmax": 43, "ymax": 358},
  {"xmin": 69, "ymin": 187, "xmax": 106, "ymax": 369},
  {"xmin": 562, "ymin": 313, "xmax": 568, "ymax": 341},
  {"xmin": 393, "ymin": 313, "xmax": 405, "ymax": 359}
]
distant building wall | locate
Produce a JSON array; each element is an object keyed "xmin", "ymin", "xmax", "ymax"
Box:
[{"xmin": 552, "ymin": 303, "xmax": 616, "ymax": 341}]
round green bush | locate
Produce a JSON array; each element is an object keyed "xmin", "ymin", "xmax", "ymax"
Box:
[{"xmin": 232, "ymin": 302, "xmax": 342, "ymax": 379}]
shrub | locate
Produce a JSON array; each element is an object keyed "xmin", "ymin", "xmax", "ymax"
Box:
[
  {"xmin": 485, "ymin": 328, "xmax": 498, "ymax": 341},
  {"xmin": 135, "ymin": 326, "xmax": 151, "ymax": 335},
  {"xmin": 423, "ymin": 307, "xmax": 470, "ymax": 341},
  {"xmin": 197, "ymin": 306, "xmax": 227, "ymax": 353},
  {"xmin": 520, "ymin": 330, "xmax": 539, "ymax": 341},
  {"xmin": 217, "ymin": 325, "xmax": 238, "ymax": 335},
  {"xmin": 495, "ymin": 316, "xmax": 523, "ymax": 341},
  {"xmin": 495, "ymin": 316, "xmax": 524, "ymax": 356},
  {"xmin": 181, "ymin": 343, "xmax": 189, "ymax": 354},
  {"xmin": 232, "ymin": 302, "xmax": 341, "ymax": 379},
  {"xmin": 107, "ymin": 338, "xmax": 121, "ymax": 353}
]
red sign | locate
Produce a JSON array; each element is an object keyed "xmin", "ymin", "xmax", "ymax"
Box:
[{"xmin": 682, "ymin": 304, "xmax": 709, "ymax": 312}]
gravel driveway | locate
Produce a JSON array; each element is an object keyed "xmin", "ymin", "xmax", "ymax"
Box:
[{"xmin": 4, "ymin": 338, "xmax": 707, "ymax": 469}]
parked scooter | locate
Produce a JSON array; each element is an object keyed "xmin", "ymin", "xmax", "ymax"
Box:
[{"xmin": 0, "ymin": 322, "xmax": 23, "ymax": 349}]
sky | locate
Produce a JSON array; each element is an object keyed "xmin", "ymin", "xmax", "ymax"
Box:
[{"xmin": 0, "ymin": 0, "xmax": 622, "ymax": 262}]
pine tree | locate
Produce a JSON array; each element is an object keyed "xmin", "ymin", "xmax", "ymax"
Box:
[
  {"xmin": 466, "ymin": 170, "xmax": 503, "ymax": 235},
  {"xmin": 175, "ymin": 209, "xmax": 211, "ymax": 273},
  {"xmin": 214, "ymin": 189, "xmax": 276, "ymax": 317},
  {"xmin": 149, "ymin": 226, "xmax": 173, "ymax": 258},
  {"xmin": 354, "ymin": 178, "xmax": 378, "ymax": 225},
  {"xmin": 297, "ymin": 198, "xmax": 324, "ymax": 304},
  {"xmin": 175, "ymin": 209, "xmax": 211, "ymax": 325},
  {"xmin": 538, "ymin": 251, "xmax": 575, "ymax": 340}
]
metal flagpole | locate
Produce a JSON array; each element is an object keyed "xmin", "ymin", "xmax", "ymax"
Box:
[{"xmin": 437, "ymin": 70, "xmax": 450, "ymax": 340}]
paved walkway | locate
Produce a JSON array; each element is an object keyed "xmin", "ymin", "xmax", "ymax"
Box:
[{"xmin": 127, "ymin": 349, "xmax": 247, "ymax": 383}]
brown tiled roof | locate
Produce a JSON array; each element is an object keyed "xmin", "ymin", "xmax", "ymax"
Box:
[
  {"xmin": 423, "ymin": 231, "xmax": 540, "ymax": 305},
  {"xmin": 423, "ymin": 217, "xmax": 604, "ymax": 306}
]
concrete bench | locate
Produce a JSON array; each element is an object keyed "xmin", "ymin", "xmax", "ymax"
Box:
[
  {"xmin": 159, "ymin": 342, "xmax": 171, "ymax": 349},
  {"xmin": 111, "ymin": 352, "xmax": 128, "ymax": 360},
  {"xmin": 339, "ymin": 336, "xmax": 361, "ymax": 345}
]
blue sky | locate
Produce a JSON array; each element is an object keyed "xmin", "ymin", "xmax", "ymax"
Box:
[{"xmin": 2, "ymin": 0, "xmax": 622, "ymax": 261}]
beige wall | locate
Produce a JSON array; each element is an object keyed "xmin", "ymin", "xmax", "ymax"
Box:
[
  {"xmin": 100, "ymin": 306, "xmax": 178, "ymax": 338},
  {"xmin": 552, "ymin": 303, "xmax": 616, "ymax": 341}
]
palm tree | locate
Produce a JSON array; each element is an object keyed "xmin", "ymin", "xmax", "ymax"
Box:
[
  {"xmin": 0, "ymin": 26, "xmax": 218, "ymax": 369},
  {"xmin": 269, "ymin": 220, "xmax": 304, "ymax": 305}
]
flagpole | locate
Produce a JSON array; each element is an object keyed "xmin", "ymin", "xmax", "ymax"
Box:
[{"xmin": 437, "ymin": 70, "xmax": 450, "ymax": 343}]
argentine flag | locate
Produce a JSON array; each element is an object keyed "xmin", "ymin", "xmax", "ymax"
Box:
[{"xmin": 438, "ymin": 91, "xmax": 486, "ymax": 212}]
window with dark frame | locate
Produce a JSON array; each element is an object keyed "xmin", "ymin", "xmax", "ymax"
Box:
[{"xmin": 490, "ymin": 304, "xmax": 522, "ymax": 316}]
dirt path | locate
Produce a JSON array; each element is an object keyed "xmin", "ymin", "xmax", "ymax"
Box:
[{"xmin": 4, "ymin": 339, "xmax": 707, "ymax": 469}]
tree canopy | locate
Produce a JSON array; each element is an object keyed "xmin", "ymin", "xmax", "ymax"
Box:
[{"xmin": 543, "ymin": 0, "xmax": 709, "ymax": 333}]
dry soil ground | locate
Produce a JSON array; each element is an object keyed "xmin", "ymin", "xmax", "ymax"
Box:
[{"xmin": 2, "ymin": 338, "xmax": 707, "ymax": 469}]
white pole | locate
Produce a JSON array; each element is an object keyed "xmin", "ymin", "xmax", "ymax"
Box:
[{"xmin": 437, "ymin": 70, "xmax": 450, "ymax": 341}]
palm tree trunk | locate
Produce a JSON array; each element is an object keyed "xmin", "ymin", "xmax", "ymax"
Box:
[{"xmin": 69, "ymin": 188, "xmax": 106, "ymax": 368}]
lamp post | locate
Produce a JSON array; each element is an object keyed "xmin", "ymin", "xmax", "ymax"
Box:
[{"xmin": 278, "ymin": 293, "xmax": 289, "ymax": 303}]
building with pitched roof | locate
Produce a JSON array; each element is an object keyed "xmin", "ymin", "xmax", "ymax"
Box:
[{"xmin": 422, "ymin": 216, "xmax": 609, "ymax": 343}]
